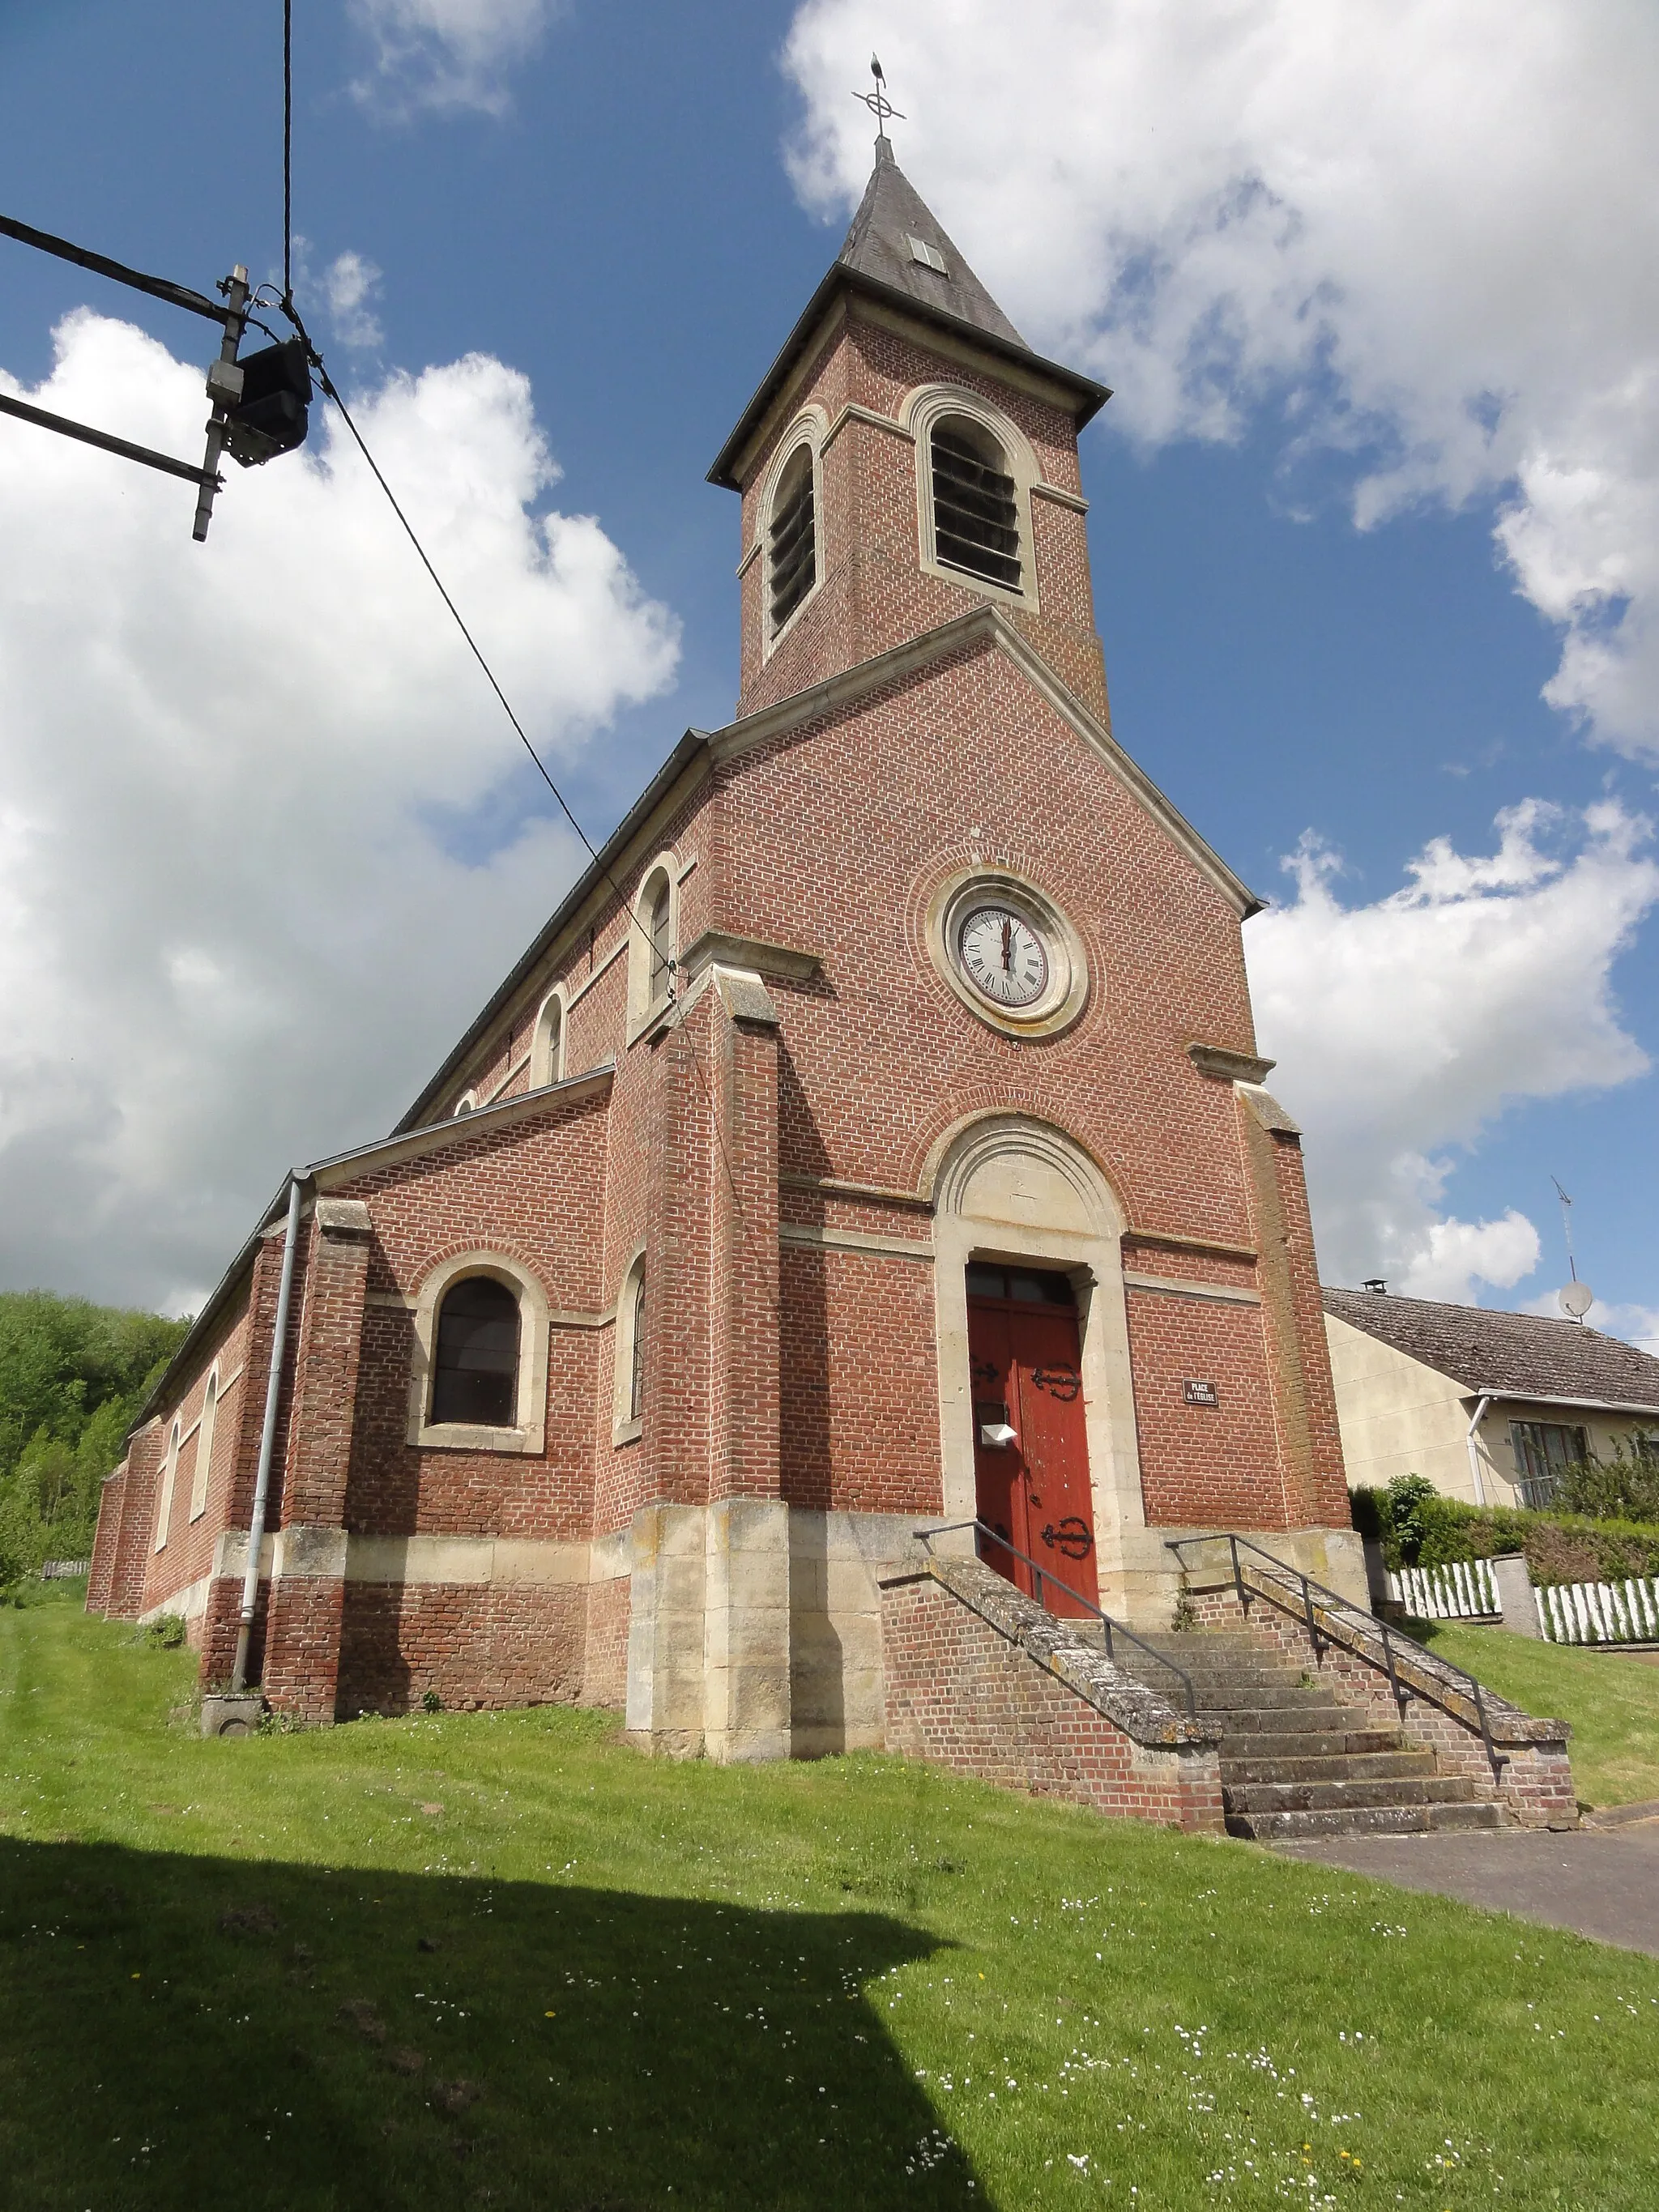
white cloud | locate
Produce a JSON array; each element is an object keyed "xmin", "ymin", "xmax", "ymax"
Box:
[
  {"xmin": 0, "ymin": 309, "xmax": 678, "ymax": 1308},
  {"xmin": 322, "ymin": 249, "xmax": 385, "ymax": 352},
  {"xmin": 351, "ymin": 0, "xmax": 564, "ymax": 117},
  {"xmin": 1244, "ymin": 803, "xmax": 1659, "ymax": 1302},
  {"xmin": 784, "ymin": 0, "xmax": 1659, "ymax": 758}
]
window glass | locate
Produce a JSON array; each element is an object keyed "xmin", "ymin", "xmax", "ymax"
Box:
[
  {"xmin": 647, "ymin": 882, "xmax": 672, "ymax": 1003},
  {"xmin": 432, "ymin": 1276, "xmax": 520, "ymax": 1426},
  {"xmin": 1509, "ymin": 1419, "xmax": 1589, "ymax": 1507},
  {"xmin": 966, "ymin": 1264, "xmax": 1074, "ymax": 1306},
  {"xmin": 190, "ymin": 1371, "xmax": 218, "ymax": 1520},
  {"xmin": 931, "ymin": 420, "xmax": 1021, "ymax": 591},
  {"xmin": 629, "ymin": 1272, "xmax": 646, "ymax": 1422}
]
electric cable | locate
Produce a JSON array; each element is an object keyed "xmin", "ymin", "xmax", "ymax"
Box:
[
  {"xmin": 275, "ymin": 292, "xmax": 779, "ymax": 1309},
  {"xmin": 283, "ymin": 0, "xmax": 293, "ymax": 308}
]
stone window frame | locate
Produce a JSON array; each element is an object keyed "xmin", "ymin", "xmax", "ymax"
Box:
[
  {"xmin": 406, "ymin": 1251, "xmax": 550, "ymax": 1455},
  {"xmin": 612, "ymin": 1244, "xmax": 647, "ymax": 1447},
  {"xmin": 188, "ymin": 1366, "xmax": 220, "ymax": 1524},
  {"xmin": 625, "ymin": 850, "xmax": 680, "ymax": 1045},
  {"xmin": 529, "ymin": 984, "xmax": 569, "ymax": 1089},
  {"xmin": 902, "ymin": 382, "xmax": 1041, "ymax": 613},
  {"xmin": 925, "ymin": 863, "xmax": 1090, "ymax": 1041},
  {"xmin": 153, "ymin": 1417, "xmax": 181, "ymax": 1551},
  {"xmin": 759, "ymin": 405, "xmax": 828, "ymax": 661},
  {"xmin": 452, "ymin": 1089, "xmax": 479, "ymax": 1119}
]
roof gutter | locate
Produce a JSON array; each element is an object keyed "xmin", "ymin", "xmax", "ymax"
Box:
[{"xmin": 1461, "ymin": 1391, "xmax": 1659, "ymax": 1421}]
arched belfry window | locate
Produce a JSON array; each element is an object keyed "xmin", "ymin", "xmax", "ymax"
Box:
[
  {"xmin": 768, "ymin": 442, "xmax": 817, "ymax": 637},
  {"xmin": 431, "ymin": 1276, "xmax": 521, "ymax": 1427},
  {"xmin": 930, "ymin": 417, "xmax": 1021, "ymax": 592}
]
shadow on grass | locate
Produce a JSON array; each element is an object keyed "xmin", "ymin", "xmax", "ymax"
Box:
[{"xmin": 0, "ymin": 1836, "xmax": 983, "ymax": 2212}]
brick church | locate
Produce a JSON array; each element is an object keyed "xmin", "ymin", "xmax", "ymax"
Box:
[{"xmin": 90, "ymin": 139, "xmax": 1364, "ymax": 1755}]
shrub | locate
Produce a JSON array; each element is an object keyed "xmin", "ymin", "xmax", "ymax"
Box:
[
  {"xmin": 1555, "ymin": 1437, "xmax": 1659, "ymax": 1525},
  {"xmin": 1351, "ymin": 1479, "xmax": 1659, "ymax": 1587}
]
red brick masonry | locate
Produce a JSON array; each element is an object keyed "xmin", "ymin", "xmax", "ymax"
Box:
[{"xmin": 881, "ymin": 1558, "xmax": 1224, "ymax": 1832}]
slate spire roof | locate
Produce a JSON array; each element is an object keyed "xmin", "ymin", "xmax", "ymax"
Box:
[
  {"xmin": 709, "ymin": 137, "xmax": 1108, "ymax": 489},
  {"xmin": 1323, "ymin": 1285, "xmax": 1659, "ymax": 1413},
  {"xmin": 834, "ymin": 134, "xmax": 1029, "ymax": 349}
]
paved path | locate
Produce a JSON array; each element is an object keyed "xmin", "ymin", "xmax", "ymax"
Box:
[{"xmin": 1273, "ymin": 1822, "xmax": 1659, "ymax": 1956}]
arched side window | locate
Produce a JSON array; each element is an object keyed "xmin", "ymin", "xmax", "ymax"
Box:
[
  {"xmin": 530, "ymin": 987, "xmax": 566, "ymax": 1089},
  {"xmin": 153, "ymin": 1418, "xmax": 181, "ymax": 1552},
  {"xmin": 612, "ymin": 1249, "xmax": 647, "ymax": 1444},
  {"xmin": 767, "ymin": 441, "xmax": 818, "ymax": 639},
  {"xmin": 902, "ymin": 386, "xmax": 1040, "ymax": 610},
  {"xmin": 431, "ymin": 1276, "xmax": 521, "ymax": 1426},
  {"xmin": 453, "ymin": 1089, "xmax": 479, "ymax": 1119},
  {"xmin": 626, "ymin": 851, "xmax": 679, "ymax": 1042},
  {"xmin": 930, "ymin": 418, "xmax": 1021, "ymax": 591},
  {"xmin": 407, "ymin": 1252, "xmax": 551, "ymax": 1454},
  {"xmin": 189, "ymin": 1367, "xmax": 219, "ymax": 1523},
  {"xmin": 629, "ymin": 1270, "xmax": 646, "ymax": 1422}
]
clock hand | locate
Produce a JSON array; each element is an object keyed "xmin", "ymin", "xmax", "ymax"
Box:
[{"xmin": 1000, "ymin": 915, "xmax": 1013, "ymax": 971}]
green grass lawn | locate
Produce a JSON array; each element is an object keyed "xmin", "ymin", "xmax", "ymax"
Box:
[
  {"xmin": 1417, "ymin": 1618, "xmax": 1659, "ymax": 1809},
  {"xmin": 5, "ymin": 1584, "xmax": 1659, "ymax": 2211}
]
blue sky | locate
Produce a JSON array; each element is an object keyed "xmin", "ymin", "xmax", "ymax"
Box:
[{"xmin": 0, "ymin": 0, "xmax": 1653, "ymax": 1336}]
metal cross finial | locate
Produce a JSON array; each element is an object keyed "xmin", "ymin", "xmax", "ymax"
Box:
[{"xmin": 853, "ymin": 53, "xmax": 905, "ymax": 139}]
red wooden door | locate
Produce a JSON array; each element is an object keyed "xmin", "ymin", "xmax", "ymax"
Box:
[{"xmin": 967, "ymin": 1266, "xmax": 1098, "ymax": 1616}]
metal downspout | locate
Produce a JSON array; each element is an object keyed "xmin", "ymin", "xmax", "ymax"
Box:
[
  {"xmin": 1465, "ymin": 1392, "xmax": 1494, "ymax": 1507},
  {"xmin": 231, "ymin": 1174, "xmax": 305, "ymax": 1694}
]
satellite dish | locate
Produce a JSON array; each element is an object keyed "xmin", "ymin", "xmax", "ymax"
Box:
[{"xmin": 1559, "ymin": 1281, "xmax": 1593, "ymax": 1319}]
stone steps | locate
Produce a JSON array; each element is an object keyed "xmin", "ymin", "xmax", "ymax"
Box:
[
  {"xmin": 1232, "ymin": 1800, "xmax": 1506, "ymax": 1841},
  {"xmin": 1222, "ymin": 1750, "xmax": 1437, "ymax": 1785},
  {"xmin": 1118, "ymin": 1627, "xmax": 1508, "ymax": 1840},
  {"xmin": 1220, "ymin": 1728, "xmax": 1411, "ymax": 1760}
]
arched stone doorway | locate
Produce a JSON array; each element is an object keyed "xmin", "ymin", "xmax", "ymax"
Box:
[{"xmin": 927, "ymin": 1115, "xmax": 1147, "ymax": 1608}]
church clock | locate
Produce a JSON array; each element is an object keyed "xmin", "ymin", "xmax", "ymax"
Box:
[
  {"xmin": 926, "ymin": 866, "xmax": 1090, "ymax": 1040},
  {"xmin": 957, "ymin": 903, "xmax": 1049, "ymax": 1008}
]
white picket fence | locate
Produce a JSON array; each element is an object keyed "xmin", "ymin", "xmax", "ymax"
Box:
[
  {"xmin": 1385, "ymin": 1560, "xmax": 1501, "ymax": 1618},
  {"xmin": 1534, "ymin": 1577, "xmax": 1659, "ymax": 1645}
]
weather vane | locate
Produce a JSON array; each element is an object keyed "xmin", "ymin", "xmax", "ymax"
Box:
[{"xmin": 853, "ymin": 53, "xmax": 905, "ymax": 139}]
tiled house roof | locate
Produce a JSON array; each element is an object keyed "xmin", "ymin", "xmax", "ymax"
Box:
[{"xmin": 1323, "ymin": 1287, "xmax": 1659, "ymax": 1413}]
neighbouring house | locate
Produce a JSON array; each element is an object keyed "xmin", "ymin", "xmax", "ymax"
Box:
[
  {"xmin": 1324, "ymin": 1285, "xmax": 1659, "ymax": 1510},
  {"xmin": 87, "ymin": 136, "xmax": 1368, "ymax": 1754}
]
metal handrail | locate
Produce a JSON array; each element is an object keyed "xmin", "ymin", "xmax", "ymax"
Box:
[
  {"xmin": 1165, "ymin": 1531, "xmax": 1508, "ymax": 1779},
  {"xmin": 913, "ymin": 1519, "xmax": 1199, "ymax": 1720}
]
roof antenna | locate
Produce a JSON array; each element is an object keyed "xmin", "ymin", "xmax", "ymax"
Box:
[
  {"xmin": 854, "ymin": 54, "xmax": 905, "ymax": 143},
  {"xmin": 1550, "ymin": 1176, "xmax": 1593, "ymax": 1322}
]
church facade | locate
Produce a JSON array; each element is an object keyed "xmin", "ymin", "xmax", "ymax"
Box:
[{"xmin": 89, "ymin": 143, "xmax": 1362, "ymax": 1754}]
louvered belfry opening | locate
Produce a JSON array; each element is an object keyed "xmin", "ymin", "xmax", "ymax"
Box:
[
  {"xmin": 931, "ymin": 420, "xmax": 1021, "ymax": 592},
  {"xmin": 768, "ymin": 445, "xmax": 817, "ymax": 634}
]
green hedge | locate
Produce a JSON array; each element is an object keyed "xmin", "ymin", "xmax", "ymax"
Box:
[{"xmin": 1351, "ymin": 1476, "xmax": 1659, "ymax": 1588}]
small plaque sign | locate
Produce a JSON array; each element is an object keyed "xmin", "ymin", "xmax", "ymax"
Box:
[{"xmin": 1183, "ymin": 1379, "xmax": 1220, "ymax": 1409}]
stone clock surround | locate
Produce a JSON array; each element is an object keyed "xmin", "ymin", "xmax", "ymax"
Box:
[{"xmin": 925, "ymin": 863, "xmax": 1090, "ymax": 1039}]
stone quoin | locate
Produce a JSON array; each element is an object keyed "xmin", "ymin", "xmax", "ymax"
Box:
[{"xmin": 89, "ymin": 138, "xmax": 1368, "ymax": 1762}]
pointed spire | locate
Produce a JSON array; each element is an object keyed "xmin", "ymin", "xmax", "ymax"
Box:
[
  {"xmin": 835, "ymin": 139, "xmax": 1029, "ymax": 350},
  {"xmin": 708, "ymin": 139, "xmax": 1108, "ymax": 491}
]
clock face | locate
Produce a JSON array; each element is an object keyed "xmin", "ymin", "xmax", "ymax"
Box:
[{"xmin": 957, "ymin": 904, "xmax": 1049, "ymax": 1008}]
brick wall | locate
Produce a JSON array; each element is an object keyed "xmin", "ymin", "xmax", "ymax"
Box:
[
  {"xmin": 336, "ymin": 1581, "xmax": 586, "ymax": 1715},
  {"xmin": 881, "ymin": 1565, "xmax": 1223, "ymax": 1831}
]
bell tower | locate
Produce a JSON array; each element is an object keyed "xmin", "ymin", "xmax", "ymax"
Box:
[{"xmin": 710, "ymin": 139, "xmax": 1114, "ymax": 724}]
